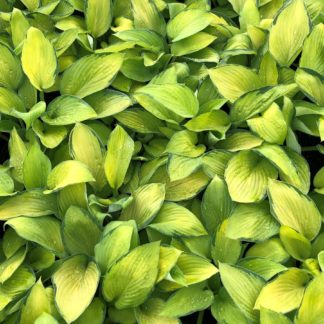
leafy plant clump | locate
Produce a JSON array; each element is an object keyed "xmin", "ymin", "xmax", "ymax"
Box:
[{"xmin": 0, "ymin": 0, "xmax": 323, "ymax": 323}]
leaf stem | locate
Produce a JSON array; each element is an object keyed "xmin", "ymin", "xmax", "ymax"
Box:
[
  {"xmin": 39, "ymin": 91, "xmax": 45, "ymax": 102},
  {"xmin": 197, "ymin": 311, "xmax": 204, "ymax": 324},
  {"xmin": 301, "ymin": 146, "xmax": 318, "ymax": 152}
]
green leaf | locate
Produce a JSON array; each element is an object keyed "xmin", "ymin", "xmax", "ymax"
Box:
[
  {"xmin": 0, "ymin": 168, "xmax": 15, "ymax": 197},
  {"xmin": 296, "ymin": 273, "xmax": 324, "ymax": 323},
  {"xmin": 255, "ymin": 268, "xmax": 311, "ymax": 313},
  {"xmin": 279, "ymin": 226, "xmax": 312, "ymax": 261},
  {"xmin": 46, "ymin": 160, "xmax": 95, "ymax": 193},
  {"xmin": 225, "ymin": 150, "xmax": 278, "ymax": 203},
  {"xmin": 209, "ymin": 65, "xmax": 263, "ymax": 102},
  {"xmin": 149, "ymin": 202, "xmax": 207, "ymax": 237},
  {"xmin": 120, "ymin": 183, "xmax": 165, "ymax": 229},
  {"xmin": 20, "ymin": 280, "xmax": 51, "ymax": 324},
  {"xmin": 42, "ymin": 95, "xmax": 97, "ymax": 126},
  {"xmin": 52, "ymin": 255, "xmax": 100, "ymax": 323},
  {"xmin": 314, "ymin": 167, "xmax": 324, "ymax": 194},
  {"xmin": 102, "ymin": 242, "xmax": 160, "ymax": 309},
  {"xmin": 85, "ymin": 0, "xmax": 112, "ymax": 38},
  {"xmin": 105, "ymin": 125, "xmax": 134, "ymax": 190},
  {"xmin": 11, "ymin": 8, "xmax": 30, "ymax": 49},
  {"xmin": 268, "ymin": 179, "xmax": 322, "ymax": 240},
  {"xmin": 167, "ymin": 9, "xmax": 212, "ymax": 42},
  {"xmin": 0, "ymin": 86, "xmax": 25, "ymax": 117},
  {"xmin": 157, "ymin": 246, "xmax": 182, "ymax": 283},
  {"xmin": 2, "ymin": 227, "xmax": 25, "ymax": 258},
  {"xmin": 23, "ymin": 141, "xmax": 51, "ymax": 190},
  {"xmin": 202, "ymin": 150, "xmax": 233, "ymax": 178},
  {"xmin": 134, "ymin": 84, "xmax": 199, "ymax": 121},
  {"xmin": 161, "ymin": 285, "xmax": 214, "ymax": 317},
  {"xmin": 21, "ymin": 27, "xmax": 57, "ymax": 90},
  {"xmin": 60, "ymin": 54, "xmax": 123, "ymax": 98},
  {"xmin": 6, "ymin": 216, "xmax": 64, "ymax": 256},
  {"xmin": 268, "ymin": 0, "xmax": 310, "ymax": 66},
  {"xmin": 34, "ymin": 313, "xmax": 58, "ymax": 324},
  {"xmin": 167, "ymin": 155, "xmax": 201, "ymax": 182},
  {"xmin": 219, "ymin": 263, "xmax": 265, "ymax": 322},
  {"xmin": 226, "ymin": 201, "xmax": 279, "ymax": 242},
  {"xmin": 260, "ymin": 307, "xmax": 292, "ymax": 324},
  {"xmin": 73, "ymin": 298, "xmax": 106, "ymax": 324},
  {"xmin": 21, "ymin": 0, "xmax": 39, "ymax": 11},
  {"xmin": 63, "ymin": 206, "xmax": 101, "ymax": 256},
  {"xmin": 0, "ymin": 190, "xmax": 58, "ymax": 220}
]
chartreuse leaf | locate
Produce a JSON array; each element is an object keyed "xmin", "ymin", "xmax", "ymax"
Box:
[
  {"xmin": 11, "ymin": 8, "xmax": 29, "ymax": 49},
  {"xmin": 269, "ymin": 0, "xmax": 310, "ymax": 66},
  {"xmin": 225, "ymin": 150, "xmax": 277, "ymax": 203},
  {"xmin": 255, "ymin": 268, "xmax": 311, "ymax": 313},
  {"xmin": 28, "ymin": 246, "xmax": 55, "ymax": 271},
  {"xmin": 60, "ymin": 54, "xmax": 123, "ymax": 98},
  {"xmin": 0, "ymin": 44, "xmax": 23, "ymax": 89},
  {"xmin": 0, "ymin": 190, "xmax": 58, "ymax": 220},
  {"xmin": 20, "ymin": 279, "xmax": 51, "ymax": 324},
  {"xmin": 52, "ymin": 255, "xmax": 100, "ymax": 323},
  {"xmin": 70, "ymin": 123, "xmax": 105, "ymax": 191},
  {"xmin": 74, "ymin": 298, "xmax": 106, "ymax": 324},
  {"xmin": 260, "ymin": 307, "xmax": 292, "ymax": 324},
  {"xmin": 314, "ymin": 167, "xmax": 324, "ymax": 194},
  {"xmin": 120, "ymin": 183, "xmax": 165, "ymax": 229},
  {"xmin": 23, "ymin": 141, "xmax": 51, "ymax": 190},
  {"xmin": 34, "ymin": 313, "xmax": 58, "ymax": 324},
  {"xmin": 161, "ymin": 284, "xmax": 214, "ymax": 317},
  {"xmin": 0, "ymin": 87, "xmax": 25, "ymax": 117},
  {"xmin": 296, "ymin": 273, "xmax": 324, "ymax": 323},
  {"xmin": 209, "ymin": 65, "xmax": 263, "ymax": 102},
  {"xmin": 279, "ymin": 226, "xmax": 312, "ymax": 261},
  {"xmin": 102, "ymin": 242, "xmax": 160, "ymax": 309},
  {"xmin": 202, "ymin": 150, "xmax": 233, "ymax": 177},
  {"xmin": 21, "ymin": 27, "xmax": 57, "ymax": 90},
  {"xmin": 0, "ymin": 246, "xmax": 26, "ymax": 283},
  {"xmin": 157, "ymin": 246, "xmax": 182, "ymax": 282},
  {"xmin": 167, "ymin": 155, "xmax": 201, "ymax": 182},
  {"xmin": 42, "ymin": 96, "xmax": 97, "ymax": 126},
  {"xmin": 201, "ymin": 175, "xmax": 233, "ymax": 234},
  {"xmin": 226, "ymin": 202, "xmax": 279, "ymax": 242},
  {"xmin": 0, "ymin": 168, "xmax": 15, "ymax": 197},
  {"xmin": 219, "ymin": 263, "xmax": 265, "ymax": 322},
  {"xmin": 63, "ymin": 206, "xmax": 101, "ymax": 256},
  {"xmin": 85, "ymin": 0, "xmax": 112, "ymax": 38},
  {"xmin": 2, "ymin": 227, "xmax": 25, "ymax": 258},
  {"xmin": 268, "ymin": 179, "xmax": 322, "ymax": 240},
  {"xmin": 5, "ymin": 216, "xmax": 64, "ymax": 256},
  {"xmin": 105, "ymin": 125, "xmax": 134, "ymax": 190},
  {"xmin": 46, "ymin": 160, "xmax": 95, "ymax": 193},
  {"xmin": 149, "ymin": 202, "xmax": 207, "ymax": 237}
]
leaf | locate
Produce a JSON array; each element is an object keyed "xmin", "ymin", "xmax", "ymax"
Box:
[
  {"xmin": 268, "ymin": 179, "xmax": 322, "ymax": 240},
  {"xmin": 202, "ymin": 150, "xmax": 233, "ymax": 178},
  {"xmin": 73, "ymin": 298, "xmax": 106, "ymax": 324},
  {"xmin": 42, "ymin": 95, "xmax": 97, "ymax": 126},
  {"xmin": 23, "ymin": 141, "xmax": 51, "ymax": 190},
  {"xmin": 21, "ymin": 27, "xmax": 57, "ymax": 90},
  {"xmin": 149, "ymin": 202, "xmax": 207, "ymax": 237},
  {"xmin": 0, "ymin": 247, "xmax": 26, "ymax": 283},
  {"xmin": 34, "ymin": 313, "xmax": 59, "ymax": 324},
  {"xmin": 63, "ymin": 206, "xmax": 101, "ymax": 256},
  {"xmin": 2, "ymin": 227, "xmax": 25, "ymax": 258},
  {"xmin": 157, "ymin": 246, "xmax": 182, "ymax": 283},
  {"xmin": 0, "ymin": 87, "xmax": 25, "ymax": 117},
  {"xmin": 255, "ymin": 268, "xmax": 311, "ymax": 313},
  {"xmin": 21, "ymin": 0, "xmax": 39, "ymax": 11},
  {"xmin": 60, "ymin": 53, "xmax": 123, "ymax": 98},
  {"xmin": 260, "ymin": 308, "xmax": 292, "ymax": 324},
  {"xmin": 268, "ymin": 0, "xmax": 310, "ymax": 66},
  {"xmin": 167, "ymin": 155, "xmax": 201, "ymax": 182},
  {"xmin": 0, "ymin": 190, "xmax": 58, "ymax": 220},
  {"xmin": 134, "ymin": 84, "xmax": 199, "ymax": 121},
  {"xmin": 219, "ymin": 263, "xmax": 265, "ymax": 322},
  {"xmin": 167, "ymin": 9, "xmax": 212, "ymax": 42},
  {"xmin": 0, "ymin": 168, "xmax": 15, "ymax": 197},
  {"xmin": 6, "ymin": 216, "xmax": 64, "ymax": 256},
  {"xmin": 296, "ymin": 273, "xmax": 324, "ymax": 324},
  {"xmin": 120, "ymin": 183, "xmax": 165, "ymax": 229},
  {"xmin": 225, "ymin": 150, "xmax": 278, "ymax": 203},
  {"xmin": 209, "ymin": 65, "xmax": 263, "ymax": 102},
  {"xmin": 226, "ymin": 202, "xmax": 280, "ymax": 242},
  {"xmin": 85, "ymin": 0, "xmax": 112, "ymax": 38},
  {"xmin": 104, "ymin": 125, "xmax": 134, "ymax": 190},
  {"xmin": 20, "ymin": 280, "xmax": 51, "ymax": 324},
  {"xmin": 160, "ymin": 285, "xmax": 214, "ymax": 317},
  {"xmin": 46, "ymin": 160, "xmax": 95, "ymax": 193},
  {"xmin": 102, "ymin": 242, "xmax": 160, "ymax": 309}
]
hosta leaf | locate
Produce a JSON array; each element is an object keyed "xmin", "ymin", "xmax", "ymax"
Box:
[
  {"xmin": 226, "ymin": 202, "xmax": 280, "ymax": 242},
  {"xmin": 0, "ymin": 247, "xmax": 26, "ymax": 283},
  {"xmin": 255, "ymin": 268, "xmax": 311, "ymax": 313},
  {"xmin": 0, "ymin": 87, "xmax": 25, "ymax": 116},
  {"xmin": 120, "ymin": 183, "xmax": 165, "ymax": 229},
  {"xmin": 11, "ymin": 8, "xmax": 30, "ymax": 49},
  {"xmin": 202, "ymin": 150, "xmax": 233, "ymax": 177},
  {"xmin": 6, "ymin": 216, "xmax": 64, "ymax": 256},
  {"xmin": 268, "ymin": 179, "xmax": 322, "ymax": 240},
  {"xmin": 167, "ymin": 155, "xmax": 201, "ymax": 182},
  {"xmin": 0, "ymin": 169, "xmax": 15, "ymax": 197},
  {"xmin": 149, "ymin": 202, "xmax": 207, "ymax": 237},
  {"xmin": 157, "ymin": 246, "xmax": 182, "ymax": 282},
  {"xmin": 52, "ymin": 255, "xmax": 100, "ymax": 323},
  {"xmin": 219, "ymin": 263, "xmax": 265, "ymax": 322},
  {"xmin": 260, "ymin": 308, "xmax": 293, "ymax": 324},
  {"xmin": 225, "ymin": 150, "xmax": 278, "ymax": 203},
  {"xmin": 2, "ymin": 227, "xmax": 25, "ymax": 258},
  {"xmin": 105, "ymin": 125, "xmax": 134, "ymax": 190},
  {"xmin": 0, "ymin": 191, "xmax": 58, "ymax": 220},
  {"xmin": 102, "ymin": 242, "xmax": 160, "ymax": 309},
  {"xmin": 60, "ymin": 53, "xmax": 123, "ymax": 98},
  {"xmin": 74, "ymin": 298, "xmax": 106, "ymax": 324},
  {"xmin": 268, "ymin": 0, "xmax": 310, "ymax": 66},
  {"xmin": 85, "ymin": 0, "xmax": 112, "ymax": 38},
  {"xmin": 21, "ymin": 27, "xmax": 57, "ymax": 91},
  {"xmin": 34, "ymin": 313, "xmax": 58, "ymax": 324},
  {"xmin": 63, "ymin": 206, "xmax": 101, "ymax": 256},
  {"xmin": 42, "ymin": 95, "xmax": 97, "ymax": 126}
]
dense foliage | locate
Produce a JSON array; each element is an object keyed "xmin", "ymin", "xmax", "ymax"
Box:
[{"xmin": 0, "ymin": 0, "xmax": 323, "ymax": 323}]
